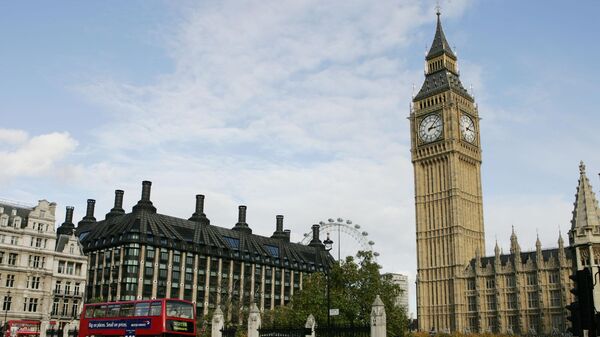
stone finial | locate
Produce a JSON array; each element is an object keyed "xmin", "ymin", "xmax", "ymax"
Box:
[
  {"xmin": 212, "ymin": 306, "xmax": 224, "ymax": 337},
  {"xmin": 558, "ymin": 230, "xmax": 564, "ymax": 247},
  {"xmin": 371, "ymin": 295, "xmax": 386, "ymax": 337},
  {"xmin": 580, "ymin": 160, "xmax": 586, "ymax": 174},
  {"xmin": 305, "ymin": 314, "xmax": 316, "ymax": 337},
  {"xmin": 248, "ymin": 303, "xmax": 261, "ymax": 337}
]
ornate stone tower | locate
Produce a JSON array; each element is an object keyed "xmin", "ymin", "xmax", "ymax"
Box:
[
  {"xmin": 568, "ymin": 161, "xmax": 600, "ymax": 307},
  {"xmin": 410, "ymin": 11, "xmax": 485, "ymax": 332}
]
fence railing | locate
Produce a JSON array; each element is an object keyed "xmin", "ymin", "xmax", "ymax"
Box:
[
  {"xmin": 221, "ymin": 326, "xmax": 238, "ymax": 337},
  {"xmin": 315, "ymin": 325, "xmax": 370, "ymax": 337},
  {"xmin": 259, "ymin": 326, "xmax": 312, "ymax": 337}
]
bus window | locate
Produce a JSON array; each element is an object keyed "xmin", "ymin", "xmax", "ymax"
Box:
[
  {"xmin": 121, "ymin": 303, "xmax": 135, "ymax": 317},
  {"xmin": 107, "ymin": 304, "xmax": 121, "ymax": 317},
  {"xmin": 134, "ymin": 302, "xmax": 150, "ymax": 316},
  {"xmin": 149, "ymin": 302, "xmax": 162, "ymax": 316},
  {"xmin": 94, "ymin": 305, "xmax": 107, "ymax": 318},
  {"xmin": 166, "ymin": 301, "xmax": 193, "ymax": 319},
  {"xmin": 85, "ymin": 306, "xmax": 95, "ymax": 318}
]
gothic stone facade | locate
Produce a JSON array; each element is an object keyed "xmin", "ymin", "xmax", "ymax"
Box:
[
  {"xmin": 411, "ymin": 13, "xmax": 580, "ymax": 334},
  {"xmin": 76, "ymin": 181, "xmax": 332, "ymax": 323}
]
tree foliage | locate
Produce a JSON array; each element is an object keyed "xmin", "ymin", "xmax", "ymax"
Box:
[{"xmin": 263, "ymin": 251, "xmax": 408, "ymax": 337}]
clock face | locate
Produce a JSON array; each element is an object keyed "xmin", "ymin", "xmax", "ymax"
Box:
[
  {"xmin": 418, "ymin": 114, "xmax": 443, "ymax": 143},
  {"xmin": 460, "ymin": 114, "xmax": 476, "ymax": 143}
]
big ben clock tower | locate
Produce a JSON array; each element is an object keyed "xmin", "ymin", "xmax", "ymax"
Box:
[{"xmin": 410, "ymin": 11, "xmax": 485, "ymax": 332}]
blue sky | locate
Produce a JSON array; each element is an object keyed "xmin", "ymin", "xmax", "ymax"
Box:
[{"xmin": 2, "ymin": 0, "xmax": 600, "ymax": 315}]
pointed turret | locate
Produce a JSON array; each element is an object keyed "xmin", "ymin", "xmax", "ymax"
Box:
[
  {"xmin": 510, "ymin": 226, "xmax": 521, "ymax": 255},
  {"xmin": 535, "ymin": 234, "xmax": 542, "ymax": 251},
  {"xmin": 558, "ymin": 231, "xmax": 566, "ymax": 264},
  {"xmin": 426, "ymin": 10, "xmax": 456, "ymax": 60},
  {"xmin": 570, "ymin": 161, "xmax": 600, "ymax": 230},
  {"xmin": 494, "ymin": 240, "xmax": 500, "ymax": 257},
  {"xmin": 558, "ymin": 231, "xmax": 564, "ymax": 248}
]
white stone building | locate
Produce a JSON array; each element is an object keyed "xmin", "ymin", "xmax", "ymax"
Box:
[
  {"xmin": 384, "ymin": 273, "xmax": 409, "ymax": 312},
  {"xmin": 0, "ymin": 200, "xmax": 87, "ymax": 337}
]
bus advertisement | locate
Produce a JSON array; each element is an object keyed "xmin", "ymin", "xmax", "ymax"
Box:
[{"xmin": 78, "ymin": 299, "xmax": 195, "ymax": 337}]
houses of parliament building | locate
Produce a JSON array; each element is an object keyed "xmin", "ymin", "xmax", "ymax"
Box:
[{"xmin": 411, "ymin": 12, "xmax": 597, "ymax": 334}]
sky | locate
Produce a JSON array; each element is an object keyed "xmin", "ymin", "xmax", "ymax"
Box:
[{"xmin": 2, "ymin": 0, "xmax": 600, "ymax": 317}]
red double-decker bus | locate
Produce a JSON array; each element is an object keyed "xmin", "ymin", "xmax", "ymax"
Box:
[
  {"xmin": 3, "ymin": 320, "xmax": 40, "ymax": 337},
  {"xmin": 79, "ymin": 299, "xmax": 195, "ymax": 337}
]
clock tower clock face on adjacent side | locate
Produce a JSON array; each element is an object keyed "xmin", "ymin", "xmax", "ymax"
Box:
[
  {"xmin": 459, "ymin": 114, "xmax": 476, "ymax": 143},
  {"xmin": 418, "ymin": 114, "xmax": 443, "ymax": 143}
]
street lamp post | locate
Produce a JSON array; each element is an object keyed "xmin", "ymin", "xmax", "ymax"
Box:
[
  {"xmin": 323, "ymin": 233, "xmax": 333, "ymax": 336},
  {"xmin": 3, "ymin": 290, "xmax": 11, "ymax": 335}
]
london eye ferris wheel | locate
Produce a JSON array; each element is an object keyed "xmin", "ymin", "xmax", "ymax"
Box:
[{"xmin": 299, "ymin": 218, "xmax": 379, "ymax": 261}]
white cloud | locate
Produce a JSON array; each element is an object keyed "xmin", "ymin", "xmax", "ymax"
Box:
[
  {"xmin": 67, "ymin": 0, "xmax": 477, "ymax": 317},
  {"xmin": 0, "ymin": 131, "xmax": 78, "ymax": 180},
  {"xmin": 0, "ymin": 128, "xmax": 29, "ymax": 145}
]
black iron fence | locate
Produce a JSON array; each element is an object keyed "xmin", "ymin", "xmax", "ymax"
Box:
[
  {"xmin": 258, "ymin": 326, "xmax": 312, "ymax": 337},
  {"xmin": 46, "ymin": 329, "xmax": 64, "ymax": 337},
  {"xmin": 315, "ymin": 324, "xmax": 370, "ymax": 337},
  {"xmin": 221, "ymin": 325, "xmax": 237, "ymax": 337},
  {"xmin": 67, "ymin": 329, "xmax": 79, "ymax": 337}
]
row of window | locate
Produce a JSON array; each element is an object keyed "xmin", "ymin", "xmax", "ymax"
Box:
[
  {"xmin": 54, "ymin": 281, "xmax": 82, "ymax": 295},
  {"xmin": 91, "ymin": 244, "xmax": 319, "ymax": 271},
  {"xmin": 1, "ymin": 274, "xmax": 43, "ymax": 290},
  {"xmin": 57, "ymin": 261, "xmax": 83, "ymax": 275},
  {"xmin": 467, "ymin": 272, "xmax": 561, "ymax": 290},
  {"xmin": 470, "ymin": 314, "xmax": 563, "ymax": 334},
  {"xmin": 1, "ymin": 296, "xmax": 39, "ymax": 313},
  {"xmin": 51, "ymin": 298, "xmax": 79, "ymax": 317},
  {"xmin": 467, "ymin": 290, "xmax": 562, "ymax": 311},
  {"xmin": 0, "ymin": 236, "xmax": 19, "ymax": 246}
]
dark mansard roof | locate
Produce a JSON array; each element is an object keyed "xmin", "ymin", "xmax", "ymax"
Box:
[
  {"xmin": 0, "ymin": 201, "xmax": 33, "ymax": 229},
  {"xmin": 77, "ymin": 182, "xmax": 332, "ymax": 271},
  {"xmin": 413, "ymin": 69, "xmax": 472, "ymax": 102}
]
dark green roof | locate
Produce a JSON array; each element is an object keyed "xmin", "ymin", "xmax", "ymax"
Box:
[
  {"xmin": 413, "ymin": 69, "xmax": 472, "ymax": 102},
  {"xmin": 426, "ymin": 13, "xmax": 456, "ymax": 60}
]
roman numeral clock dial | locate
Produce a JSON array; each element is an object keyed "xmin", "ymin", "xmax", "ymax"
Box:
[
  {"xmin": 460, "ymin": 114, "xmax": 476, "ymax": 143},
  {"xmin": 418, "ymin": 114, "xmax": 443, "ymax": 143}
]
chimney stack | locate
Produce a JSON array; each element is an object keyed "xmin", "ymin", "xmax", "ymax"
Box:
[
  {"xmin": 85, "ymin": 199, "xmax": 96, "ymax": 220},
  {"xmin": 132, "ymin": 181, "xmax": 157, "ymax": 213},
  {"xmin": 106, "ymin": 190, "xmax": 126, "ymax": 219},
  {"xmin": 271, "ymin": 215, "xmax": 287, "ymax": 241},
  {"xmin": 57, "ymin": 206, "xmax": 76, "ymax": 237},
  {"xmin": 276, "ymin": 215, "xmax": 284, "ymax": 232},
  {"xmin": 189, "ymin": 194, "xmax": 210, "ymax": 225},
  {"xmin": 65, "ymin": 206, "xmax": 74, "ymax": 224},
  {"xmin": 308, "ymin": 224, "xmax": 324, "ymax": 248},
  {"xmin": 77, "ymin": 199, "xmax": 97, "ymax": 231},
  {"xmin": 232, "ymin": 205, "xmax": 252, "ymax": 234}
]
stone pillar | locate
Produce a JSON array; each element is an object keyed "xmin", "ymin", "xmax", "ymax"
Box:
[
  {"xmin": 305, "ymin": 314, "xmax": 316, "ymax": 337},
  {"xmin": 212, "ymin": 306, "xmax": 224, "ymax": 337},
  {"xmin": 40, "ymin": 321, "xmax": 49, "ymax": 337},
  {"xmin": 62, "ymin": 323, "xmax": 70, "ymax": 337},
  {"xmin": 371, "ymin": 295, "xmax": 386, "ymax": 337},
  {"xmin": 247, "ymin": 303, "xmax": 261, "ymax": 337}
]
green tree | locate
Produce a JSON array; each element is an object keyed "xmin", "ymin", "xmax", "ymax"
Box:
[{"xmin": 263, "ymin": 251, "xmax": 408, "ymax": 337}]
